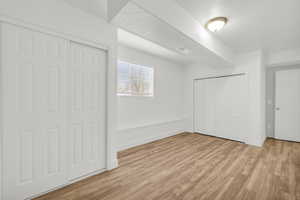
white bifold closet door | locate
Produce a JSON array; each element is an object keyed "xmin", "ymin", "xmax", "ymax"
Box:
[
  {"xmin": 1, "ymin": 23, "xmax": 107, "ymax": 200},
  {"xmin": 194, "ymin": 74, "xmax": 249, "ymax": 142},
  {"xmin": 68, "ymin": 42, "xmax": 106, "ymax": 180},
  {"xmin": 2, "ymin": 23, "xmax": 69, "ymax": 200}
]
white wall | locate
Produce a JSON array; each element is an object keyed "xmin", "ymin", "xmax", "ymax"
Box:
[
  {"xmin": 184, "ymin": 51, "xmax": 266, "ymax": 146},
  {"xmin": 116, "ymin": 45, "xmax": 185, "ymax": 150}
]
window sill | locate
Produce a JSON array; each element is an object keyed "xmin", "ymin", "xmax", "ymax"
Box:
[{"xmin": 117, "ymin": 94, "xmax": 155, "ymax": 99}]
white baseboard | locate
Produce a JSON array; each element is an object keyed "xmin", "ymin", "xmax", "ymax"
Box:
[
  {"xmin": 116, "ymin": 119, "xmax": 185, "ymax": 151},
  {"xmin": 28, "ymin": 168, "xmax": 107, "ymax": 200},
  {"xmin": 109, "ymin": 158, "xmax": 119, "ymax": 170},
  {"xmin": 246, "ymin": 136, "xmax": 266, "ymax": 147}
]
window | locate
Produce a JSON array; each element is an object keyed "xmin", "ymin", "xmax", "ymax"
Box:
[{"xmin": 117, "ymin": 61, "xmax": 154, "ymax": 97}]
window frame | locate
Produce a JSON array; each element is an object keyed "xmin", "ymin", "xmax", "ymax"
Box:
[{"xmin": 117, "ymin": 60, "xmax": 155, "ymax": 98}]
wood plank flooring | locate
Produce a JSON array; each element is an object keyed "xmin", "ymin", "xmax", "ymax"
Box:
[{"xmin": 35, "ymin": 133, "xmax": 300, "ymax": 200}]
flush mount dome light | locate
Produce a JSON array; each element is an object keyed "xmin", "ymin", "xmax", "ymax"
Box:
[{"xmin": 205, "ymin": 17, "xmax": 228, "ymax": 32}]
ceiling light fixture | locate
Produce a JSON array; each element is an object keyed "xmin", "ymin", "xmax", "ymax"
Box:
[{"xmin": 205, "ymin": 17, "xmax": 228, "ymax": 32}]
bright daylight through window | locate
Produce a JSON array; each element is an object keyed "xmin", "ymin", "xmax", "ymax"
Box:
[{"xmin": 117, "ymin": 61, "xmax": 154, "ymax": 97}]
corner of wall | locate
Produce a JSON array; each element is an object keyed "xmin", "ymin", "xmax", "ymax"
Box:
[
  {"xmin": 246, "ymin": 132, "xmax": 266, "ymax": 147},
  {"xmin": 107, "ymin": 158, "xmax": 119, "ymax": 170}
]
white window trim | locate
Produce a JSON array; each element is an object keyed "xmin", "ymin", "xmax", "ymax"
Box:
[{"xmin": 117, "ymin": 61, "xmax": 155, "ymax": 98}]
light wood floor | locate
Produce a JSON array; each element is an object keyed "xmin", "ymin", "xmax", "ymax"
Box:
[{"xmin": 35, "ymin": 133, "xmax": 300, "ymax": 200}]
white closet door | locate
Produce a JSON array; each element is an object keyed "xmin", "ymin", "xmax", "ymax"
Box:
[
  {"xmin": 194, "ymin": 79, "xmax": 217, "ymax": 135},
  {"xmin": 2, "ymin": 23, "xmax": 68, "ymax": 200},
  {"xmin": 214, "ymin": 75, "xmax": 248, "ymax": 142},
  {"xmin": 68, "ymin": 42, "xmax": 106, "ymax": 180},
  {"xmin": 194, "ymin": 75, "xmax": 248, "ymax": 142}
]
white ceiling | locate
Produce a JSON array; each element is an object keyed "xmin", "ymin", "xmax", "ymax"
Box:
[
  {"xmin": 63, "ymin": 0, "xmax": 300, "ymax": 64},
  {"xmin": 114, "ymin": 2, "xmax": 232, "ymax": 66},
  {"xmin": 175, "ymin": 0, "xmax": 300, "ymax": 52},
  {"xmin": 63, "ymin": 0, "xmax": 233, "ymax": 65},
  {"xmin": 63, "ymin": 0, "xmax": 107, "ymax": 20},
  {"xmin": 118, "ymin": 29, "xmax": 191, "ymax": 64},
  {"xmin": 115, "ymin": 3, "xmax": 195, "ymax": 64}
]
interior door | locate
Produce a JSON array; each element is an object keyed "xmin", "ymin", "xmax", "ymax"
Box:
[
  {"xmin": 275, "ymin": 69, "xmax": 300, "ymax": 142},
  {"xmin": 2, "ymin": 23, "xmax": 68, "ymax": 200},
  {"xmin": 194, "ymin": 78, "xmax": 217, "ymax": 136},
  {"xmin": 68, "ymin": 42, "xmax": 107, "ymax": 180},
  {"xmin": 214, "ymin": 75, "xmax": 248, "ymax": 142},
  {"xmin": 194, "ymin": 74, "xmax": 248, "ymax": 142}
]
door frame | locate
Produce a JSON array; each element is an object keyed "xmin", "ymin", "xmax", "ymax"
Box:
[
  {"xmin": 0, "ymin": 17, "xmax": 117, "ymax": 199},
  {"xmin": 266, "ymin": 65, "xmax": 300, "ymax": 139}
]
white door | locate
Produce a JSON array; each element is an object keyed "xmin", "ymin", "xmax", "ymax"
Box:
[
  {"xmin": 68, "ymin": 42, "xmax": 106, "ymax": 180},
  {"xmin": 214, "ymin": 75, "xmax": 249, "ymax": 142},
  {"xmin": 2, "ymin": 23, "xmax": 68, "ymax": 200},
  {"xmin": 194, "ymin": 78, "xmax": 217, "ymax": 135},
  {"xmin": 275, "ymin": 69, "xmax": 300, "ymax": 142},
  {"xmin": 194, "ymin": 74, "xmax": 248, "ymax": 142}
]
